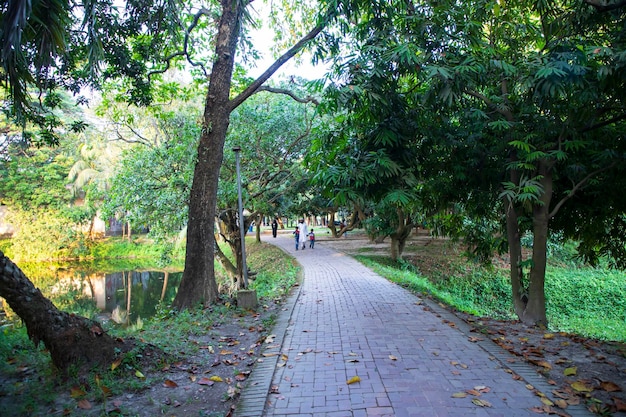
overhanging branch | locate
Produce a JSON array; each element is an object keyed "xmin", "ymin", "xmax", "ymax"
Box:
[
  {"xmin": 148, "ymin": 8, "xmax": 213, "ymax": 80},
  {"xmin": 549, "ymin": 162, "xmax": 617, "ymax": 219},
  {"xmin": 255, "ymin": 86, "xmax": 320, "ymax": 105},
  {"xmin": 228, "ymin": 7, "xmax": 334, "ymax": 111}
]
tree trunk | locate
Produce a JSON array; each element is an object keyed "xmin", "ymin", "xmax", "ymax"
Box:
[
  {"xmin": 173, "ymin": 2, "xmax": 242, "ymax": 309},
  {"xmin": 214, "ymin": 237, "xmax": 237, "ymax": 281},
  {"xmin": 173, "ymin": 2, "xmax": 330, "ymax": 309},
  {"xmin": 256, "ymin": 214, "xmax": 261, "ymax": 243},
  {"xmin": 523, "ymin": 160, "xmax": 553, "ymax": 326},
  {"xmin": 0, "ymin": 251, "xmax": 122, "ymax": 372},
  {"xmin": 389, "ymin": 208, "xmax": 412, "ymax": 261},
  {"xmin": 504, "ymin": 195, "xmax": 527, "ymax": 319}
]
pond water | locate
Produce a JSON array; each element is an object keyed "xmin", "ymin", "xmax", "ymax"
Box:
[
  {"xmin": 21, "ymin": 264, "xmax": 183, "ymax": 327},
  {"xmin": 86, "ymin": 270, "xmax": 182, "ymax": 326}
]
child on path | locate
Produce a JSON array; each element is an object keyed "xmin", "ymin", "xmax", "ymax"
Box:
[
  {"xmin": 309, "ymin": 229, "xmax": 315, "ymax": 249},
  {"xmin": 293, "ymin": 227, "xmax": 300, "ymax": 250}
]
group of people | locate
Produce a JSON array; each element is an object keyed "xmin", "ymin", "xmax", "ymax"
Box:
[{"xmin": 293, "ymin": 219, "xmax": 315, "ymax": 250}]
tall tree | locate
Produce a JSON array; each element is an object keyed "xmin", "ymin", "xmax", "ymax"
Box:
[
  {"xmin": 172, "ymin": 1, "xmax": 334, "ymax": 308},
  {"xmin": 315, "ymin": 0, "xmax": 626, "ymax": 325}
]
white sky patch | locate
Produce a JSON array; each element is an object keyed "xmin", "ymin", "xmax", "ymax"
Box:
[{"xmin": 242, "ymin": 3, "xmax": 329, "ymax": 81}]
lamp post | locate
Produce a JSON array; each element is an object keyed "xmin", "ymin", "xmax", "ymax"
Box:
[{"xmin": 232, "ymin": 146, "xmax": 249, "ymax": 288}]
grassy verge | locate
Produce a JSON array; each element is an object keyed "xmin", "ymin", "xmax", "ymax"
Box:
[{"xmin": 357, "ymin": 255, "xmax": 626, "ymax": 342}]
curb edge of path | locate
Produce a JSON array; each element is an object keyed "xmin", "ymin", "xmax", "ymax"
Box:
[{"xmin": 233, "ymin": 247, "xmax": 303, "ymax": 417}]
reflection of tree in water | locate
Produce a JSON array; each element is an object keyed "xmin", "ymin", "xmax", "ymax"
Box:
[
  {"xmin": 12, "ymin": 266, "xmax": 182, "ymax": 326},
  {"xmin": 104, "ymin": 271, "xmax": 182, "ymax": 325}
]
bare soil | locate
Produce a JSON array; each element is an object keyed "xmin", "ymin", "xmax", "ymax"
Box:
[
  {"xmin": 0, "ymin": 299, "xmax": 284, "ymax": 417},
  {"xmin": 1, "ymin": 230, "xmax": 625, "ymax": 416}
]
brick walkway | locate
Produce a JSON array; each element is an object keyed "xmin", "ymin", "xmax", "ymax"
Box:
[{"xmin": 234, "ymin": 234, "xmax": 592, "ymax": 417}]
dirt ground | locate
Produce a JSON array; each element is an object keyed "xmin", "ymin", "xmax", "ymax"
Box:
[{"xmin": 2, "ymin": 230, "xmax": 625, "ymax": 416}]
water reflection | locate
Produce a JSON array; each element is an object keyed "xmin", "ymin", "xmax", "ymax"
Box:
[{"xmin": 85, "ymin": 270, "xmax": 182, "ymax": 325}]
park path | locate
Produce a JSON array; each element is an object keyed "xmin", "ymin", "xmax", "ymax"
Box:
[{"xmin": 234, "ymin": 232, "xmax": 592, "ymax": 417}]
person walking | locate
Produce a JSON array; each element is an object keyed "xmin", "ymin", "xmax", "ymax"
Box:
[
  {"xmin": 309, "ymin": 229, "xmax": 315, "ymax": 249},
  {"xmin": 298, "ymin": 219, "xmax": 309, "ymax": 250},
  {"xmin": 292, "ymin": 226, "xmax": 300, "ymax": 250},
  {"xmin": 271, "ymin": 218, "xmax": 278, "ymax": 238}
]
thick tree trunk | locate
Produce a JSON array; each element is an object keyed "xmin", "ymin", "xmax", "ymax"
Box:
[
  {"xmin": 504, "ymin": 198, "xmax": 527, "ymax": 318},
  {"xmin": 504, "ymin": 161, "xmax": 553, "ymax": 326},
  {"xmin": 173, "ymin": 2, "xmax": 330, "ymax": 309},
  {"xmin": 173, "ymin": 2, "xmax": 242, "ymax": 309},
  {"xmin": 0, "ymin": 251, "xmax": 122, "ymax": 372},
  {"xmin": 389, "ymin": 208, "xmax": 412, "ymax": 261}
]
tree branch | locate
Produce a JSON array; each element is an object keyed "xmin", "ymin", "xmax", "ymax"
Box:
[
  {"xmin": 255, "ymin": 86, "xmax": 320, "ymax": 105},
  {"xmin": 228, "ymin": 7, "xmax": 334, "ymax": 111},
  {"xmin": 549, "ymin": 162, "xmax": 617, "ymax": 219},
  {"xmin": 148, "ymin": 7, "xmax": 213, "ymax": 81},
  {"xmin": 581, "ymin": 112, "xmax": 626, "ymax": 133},
  {"xmin": 464, "ymin": 88, "xmax": 514, "ymax": 121}
]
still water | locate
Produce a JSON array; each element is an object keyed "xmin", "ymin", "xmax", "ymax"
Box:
[
  {"xmin": 87, "ymin": 270, "xmax": 182, "ymax": 325},
  {"xmin": 38, "ymin": 266, "xmax": 183, "ymax": 326}
]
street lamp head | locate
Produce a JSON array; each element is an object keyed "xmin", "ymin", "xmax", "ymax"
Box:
[{"xmin": 232, "ymin": 146, "xmax": 241, "ymax": 153}]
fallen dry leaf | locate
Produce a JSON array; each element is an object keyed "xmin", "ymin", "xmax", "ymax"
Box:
[
  {"xmin": 346, "ymin": 376, "xmax": 361, "ymax": 385},
  {"xmin": 554, "ymin": 399, "xmax": 568, "ymax": 409},
  {"xmin": 70, "ymin": 386, "xmax": 87, "ymax": 399},
  {"xmin": 613, "ymin": 397, "xmax": 626, "ymax": 411},
  {"xmin": 163, "ymin": 379, "xmax": 178, "ymax": 388},
  {"xmin": 570, "ymin": 381, "xmax": 593, "ymax": 392},
  {"xmin": 563, "ymin": 367, "xmax": 577, "ymax": 376},
  {"xmin": 111, "ymin": 357, "xmax": 123, "ymax": 371},
  {"xmin": 452, "ymin": 392, "xmax": 468, "ymax": 398},
  {"xmin": 197, "ymin": 377, "xmax": 215, "ymax": 386},
  {"xmin": 599, "ymin": 380, "xmax": 621, "ymax": 392},
  {"xmin": 471, "ymin": 398, "xmax": 492, "ymax": 407},
  {"xmin": 77, "ymin": 399, "xmax": 92, "ymax": 410}
]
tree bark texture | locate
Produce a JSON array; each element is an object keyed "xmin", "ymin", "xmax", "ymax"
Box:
[
  {"xmin": 524, "ymin": 160, "xmax": 553, "ymax": 326},
  {"xmin": 173, "ymin": 1, "xmax": 243, "ymax": 309},
  {"xmin": 389, "ymin": 208, "xmax": 413, "ymax": 261},
  {"xmin": 0, "ymin": 251, "xmax": 121, "ymax": 372},
  {"xmin": 173, "ymin": 2, "xmax": 331, "ymax": 309}
]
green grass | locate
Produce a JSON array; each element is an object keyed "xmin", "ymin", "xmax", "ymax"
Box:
[
  {"xmin": 357, "ymin": 255, "xmax": 626, "ymax": 342},
  {"xmin": 247, "ymin": 240, "xmax": 300, "ymax": 299},
  {"xmin": 545, "ymin": 266, "xmax": 626, "ymax": 341}
]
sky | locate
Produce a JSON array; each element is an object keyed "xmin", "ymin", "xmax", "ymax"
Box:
[{"xmin": 242, "ymin": 4, "xmax": 330, "ymax": 81}]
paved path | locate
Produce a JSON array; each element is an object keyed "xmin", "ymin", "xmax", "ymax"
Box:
[{"xmin": 235, "ymin": 233, "xmax": 592, "ymax": 417}]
